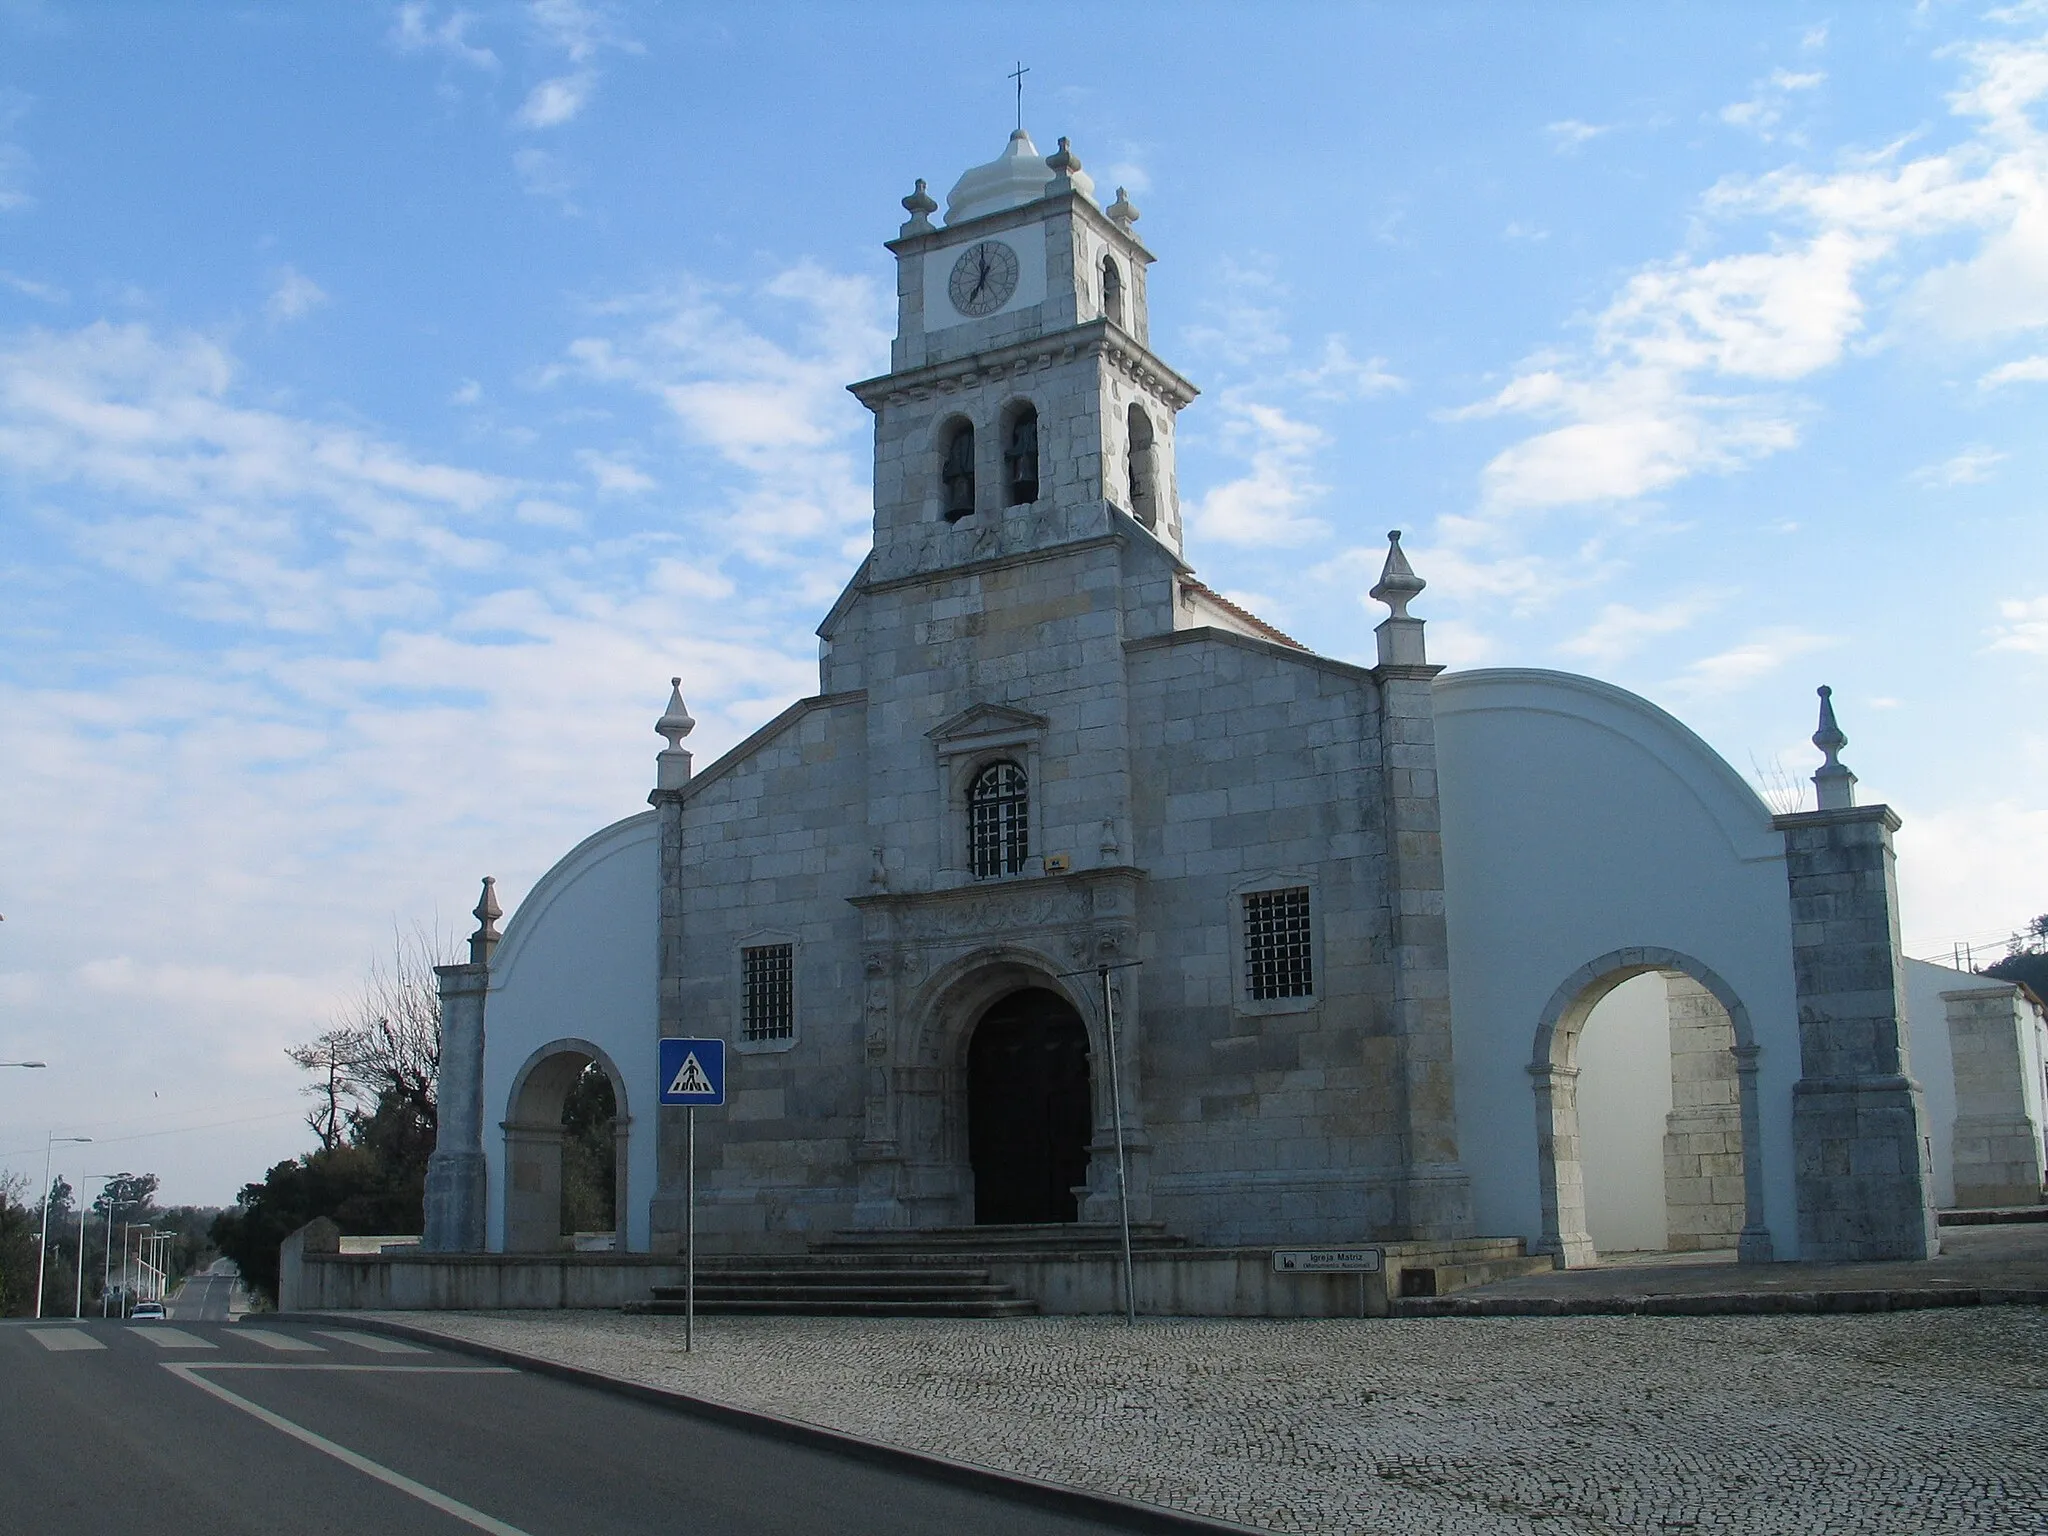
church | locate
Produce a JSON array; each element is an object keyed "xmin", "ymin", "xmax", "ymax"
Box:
[{"xmin": 414, "ymin": 127, "xmax": 2024, "ymax": 1297}]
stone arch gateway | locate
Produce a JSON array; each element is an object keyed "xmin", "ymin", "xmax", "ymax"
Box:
[{"xmin": 1529, "ymin": 948, "xmax": 1772, "ymax": 1266}]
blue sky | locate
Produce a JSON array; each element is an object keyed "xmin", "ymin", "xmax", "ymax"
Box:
[{"xmin": 2, "ymin": 1, "xmax": 2045, "ymax": 1203}]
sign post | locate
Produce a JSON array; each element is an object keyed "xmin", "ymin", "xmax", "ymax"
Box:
[
  {"xmin": 659, "ymin": 1037, "xmax": 727, "ymax": 1352},
  {"xmin": 1272, "ymin": 1247, "xmax": 1384, "ymax": 1319}
]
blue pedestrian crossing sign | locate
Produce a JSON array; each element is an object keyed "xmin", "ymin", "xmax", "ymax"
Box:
[{"xmin": 659, "ymin": 1037, "xmax": 726, "ymax": 1106}]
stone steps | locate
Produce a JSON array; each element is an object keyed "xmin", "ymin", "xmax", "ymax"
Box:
[
  {"xmin": 814, "ymin": 1222, "xmax": 1186, "ymax": 1254},
  {"xmin": 629, "ymin": 1259, "xmax": 1040, "ymax": 1319}
]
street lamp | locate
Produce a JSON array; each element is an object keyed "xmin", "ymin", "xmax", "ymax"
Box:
[
  {"xmin": 78, "ymin": 1175, "xmax": 115, "ymax": 1319},
  {"xmin": 1, "ymin": 1061, "xmax": 47, "ymax": 1069},
  {"xmin": 34, "ymin": 1134, "xmax": 91, "ymax": 1320}
]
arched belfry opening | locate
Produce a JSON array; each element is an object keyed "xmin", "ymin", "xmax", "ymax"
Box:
[
  {"xmin": 503, "ymin": 1043, "xmax": 628, "ymax": 1253},
  {"xmin": 1003, "ymin": 403, "xmax": 1039, "ymax": 506},
  {"xmin": 941, "ymin": 418, "xmax": 976, "ymax": 522},
  {"xmin": 1101, "ymin": 255, "xmax": 1124, "ymax": 326},
  {"xmin": 967, "ymin": 988, "xmax": 1092, "ymax": 1224},
  {"xmin": 1126, "ymin": 405, "xmax": 1158, "ymax": 529}
]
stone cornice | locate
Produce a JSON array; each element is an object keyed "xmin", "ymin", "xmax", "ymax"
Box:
[
  {"xmin": 1772, "ymin": 803, "xmax": 1903, "ymax": 834},
  {"xmin": 850, "ymin": 864, "xmax": 1146, "ymax": 915},
  {"xmin": 1126, "ymin": 626, "xmax": 1376, "ymax": 686},
  {"xmin": 861, "ymin": 531, "xmax": 1124, "ymax": 597},
  {"xmin": 885, "ymin": 188, "xmax": 1157, "ymax": 267},
  {"xmin": 1371, "ymin": 662, "xmax": 1445, "ymax": 684},
  {"xmin": 848, "ymin": 318, "xmax": 1198, "ymax": 413}
]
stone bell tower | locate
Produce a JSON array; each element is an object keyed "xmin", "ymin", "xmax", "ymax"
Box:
[{"xmin": 849, "ymin": 129, "xmax": 1196, "ymax": 586}]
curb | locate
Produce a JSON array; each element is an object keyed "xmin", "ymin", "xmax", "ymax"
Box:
[
  {"xmin": 278, "ymin": 1312, "xmax": 1266, "ymax": 1536},
  {"xmin": 1393, "ymin": 1286, "xmax": 2048, "ymax": 1318}
]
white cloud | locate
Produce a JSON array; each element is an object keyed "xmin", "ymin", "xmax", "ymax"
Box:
[
  {"xmin": 1668, "ymin": 627, "xmax": 1831, "ymax": 696},
  {"xmin": 0, "ymin": 321, "xmax": 511, "ymax": 629},
  {"xmin": 1981, "ymin": 353, "xmax": 2048, "ymax": 385},
  {"xmin": 513, "ymin": 496, "xmax": 584, "ymax": 529},
  {"xmin": 1546, "ymin": 119, "xmax": 1611, "ymax": 153},
  {"xmin": 0, "ymin": 269, "xmax": 64, "ymax": 302},
  {"xmin": 578, "ymin": 448, "xmax": 655, "ymax": 493},
  {"xmin": 1286, "ymin": 336, "xmax": 1404, "ymax": 399},
  {"xmin": 264, "ymin": 265, "xmax": 329, "ymax": 324},
  {"xmin": 1990, "ymin": 594, "xmax": 2048, "ymax": 655},
  {"xmin": 388, "ymin": 3, "xmax": 499, "ymax": 70},
  {"xmin": 1721, "ymin": 68, "xmax": 1826, "ymax": 139},
  {"xmin": 517, "ymin": 73, "xmax": 592, "ymax": 128},
  {"xmin": 1464, "ymin": 28, "xmax": 2048, "ymax": 515},
  {"xmin": 513, "ymin": 146, "xmax": 575, "ymax": 205},
  {"xmin": 1186, "ymin": 398, "xmax": 1330, "ymax": 547},
  {"xmin": 1912, "ymin": 445, "xmax": 2007, "ymax": 485},
  {"xmin": 1504, "ymin": 221, "xmax": 1550, "ymax": 243},
  {"xmin": 1559, "ymin": 595, "xmax": 1717, "ymax": 666},
  {"xmin": 450, "ymin": 378, "xmax": 482, "ymax": 405}
]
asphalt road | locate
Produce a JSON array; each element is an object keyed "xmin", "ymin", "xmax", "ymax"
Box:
[
  {"xmin": 0, "ymin": 1318, "xmax": 1142, "ymax": 1535},
  {"xmin": 168, "ymin": 1262, "xmax": 239, "ymax": 1321}
]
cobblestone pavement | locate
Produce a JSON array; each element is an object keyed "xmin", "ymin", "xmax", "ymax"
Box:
[{"xmin": 370, "ymin": 1307, "xmax": 2048, "ymax": 1534}]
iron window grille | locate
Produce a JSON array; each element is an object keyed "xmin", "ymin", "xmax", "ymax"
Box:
[
  {"xmin": 1243, "ymin": 887, "xmax": 1314, "ymax": 1000},
  {"xmin": 742, "ymin": 943, "xmax": 795, "ymax": 1042},
  {"xmin": 968, "ymin": 760, "xmax": 1029, "ymax": 878}
]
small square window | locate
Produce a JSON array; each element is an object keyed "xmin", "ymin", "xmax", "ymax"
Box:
[
  {"xmin": 742, "ymin": 944, "xmax": 794, "ymax": 1042},
  {"xmin": 1243, "ymin": 887, "xmax": 1313, "ymax": 1000}
]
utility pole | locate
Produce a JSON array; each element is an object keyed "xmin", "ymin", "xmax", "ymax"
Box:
[{"xmin": 34, "ymin": 1134, "xmax": 89, "ymax": 1320}]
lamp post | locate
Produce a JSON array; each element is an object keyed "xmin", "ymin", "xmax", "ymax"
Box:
[
  {"xmin": 34, "ymin": 1134, "xmax": 91, "ymax": 1319},
  {"xmin": 1, "ymin": 1061, "xmax": 47, "ymax": 1069},
  {"xmin": 78, "ymin": 1175, "xmax": 114, "ymax": 1319}
]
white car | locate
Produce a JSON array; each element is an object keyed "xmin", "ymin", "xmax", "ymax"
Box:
[{"xmin": 130, "ymin": 1302, "xmax": 166, "ymax": 1321}]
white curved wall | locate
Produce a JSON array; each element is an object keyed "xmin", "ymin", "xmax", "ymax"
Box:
[
  {"xmin": 1434, "ymin": 669, "xmax": 1803, "ymax": 1258},
  {"xmin": 482, "ymin": 812, "xmax": 659, "ymax": 1252}
]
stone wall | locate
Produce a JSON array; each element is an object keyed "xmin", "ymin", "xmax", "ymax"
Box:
[
  {"xmin": 1661, "ymin": 973, "xmax": 1746, "ymax": 1250},
  {"xmin": 1945, "ymin": 983, "xmax": 2048, "ymax": 1209}
]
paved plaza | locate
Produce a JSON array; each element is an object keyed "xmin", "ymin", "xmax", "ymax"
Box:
[{"xmin": 375, "ymin": 1305, "xmax": 2046, "ymax": 1533}]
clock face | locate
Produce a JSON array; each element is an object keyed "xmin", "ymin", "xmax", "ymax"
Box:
[{"xmin": 948, "ymin": 240, "xmax": 1021, "ymax": 317}]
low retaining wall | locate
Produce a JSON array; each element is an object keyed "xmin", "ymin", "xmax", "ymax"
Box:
[{"xmin": 279, "ymin": 1220, "xmax": 1540, "ymax": 1317}]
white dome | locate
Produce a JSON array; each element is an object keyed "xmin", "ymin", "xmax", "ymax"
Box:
[{"xmin": 945, "ymin": 129, "xmax": 1093, "ymax": 224}]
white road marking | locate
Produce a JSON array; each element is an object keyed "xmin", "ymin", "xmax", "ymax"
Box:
[
  {"xmin": 28, "ymin": 1329, "xmax": 105, "ymax": 1352},
  {"xmin": 313, "ymin": 1329, "xmax": 428, "ymax": 1355},
  {"xmin": 133, "ymin": 1326, "xmax": 216, "ymax": 1349},
  {"xmin": 235, "ymin": 1328, "xmax": 325, "ymax": 1352},
  {"xmin": 165, "ymin": 1363, "xmax": 529, "ymax": 1536}
]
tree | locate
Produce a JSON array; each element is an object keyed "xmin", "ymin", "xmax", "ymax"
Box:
[
  {"xmin": 560, "ymin": 1062, "xmax": 618, "ymax": 1236},
  {"xmin": 0, "ymin": 1173, "xmax": 41, "ymax": 1317},
  {"xmin": 1984, "ymin": 913, "xmax": 2048, "ymax": 1001},
  {"xmin": 219, "ymin": 924, "xmax": 458, "ymax": 1304}
]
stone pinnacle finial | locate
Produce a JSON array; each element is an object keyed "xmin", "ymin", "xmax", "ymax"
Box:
[
  {"xmin": 470, "ymin": 876, "xmax": 502, "ymax": 965},
  {"xmin": 1810, "ymin": 684, "xmax": 1858, "ymax": 810},
  {"xmin": 900, "ymin": 177, "xmax": 937, "ymax": 236},
  {"xmin": 1370, "ymin": 530, "xmax": 1426, "ymax": 620},
  {"xmin": 656, "ymin": 677, "xmax": 695, "ymax": 751},
  {"xmin": 1107, "ymin": 186, "xmax": 1141, "ymax": 228},
  {"xmin": 655, "ymin": 676, "xmax": 696, "ymax": 792},
  {"xmin": 1046, "ymin": 136, "xmax": 1082, "ymax": 177}
]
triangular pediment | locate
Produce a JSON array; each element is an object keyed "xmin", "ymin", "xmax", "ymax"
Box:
[{"xmin": 928, "ymin": 701, "xmax": 1048, "ymax": 743}]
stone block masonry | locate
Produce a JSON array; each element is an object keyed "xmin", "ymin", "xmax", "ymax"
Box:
[{"xmin": 1774, "ymin": 805, "xmax": 1939, "ymax": 1260}]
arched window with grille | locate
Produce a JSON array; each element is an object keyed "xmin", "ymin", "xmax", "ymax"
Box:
[
  {"xmin": 941, "ymin": 419, "xmax": 976, "ymax": 522},
  {"xmin": 968, "ymin": 760, "xmax": 1029, "ymax": 878}
]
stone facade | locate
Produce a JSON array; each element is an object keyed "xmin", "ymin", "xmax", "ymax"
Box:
[
  {"xmin": 1944, "ymin": 982, "xmax": 2048, "ymax": 1209},
  {"xmin": 421, "ymin": 132, "xmax": 1963, "ymax": 1274}
]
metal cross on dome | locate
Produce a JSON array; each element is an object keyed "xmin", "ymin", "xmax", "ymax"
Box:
[{"xmin": 1009, "ymin": 61, "xmax": 1029, "ymax": 132}]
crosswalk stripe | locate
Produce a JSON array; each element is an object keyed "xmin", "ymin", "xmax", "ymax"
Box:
[
  {"xmin": 28, "ymin": 1329, "xmax": 105, "ymax": 1352},
  {"xmin": 235, "ymin": 1328, "xmax": 325, "ymax": 1353},
  {"xmin": 132, "ymin": 1326, "xmax": 216, "ymax": 1349},
  {"xmin": 313, "ymin": 1329, "xmax": 428, "ymax": 1354}
]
